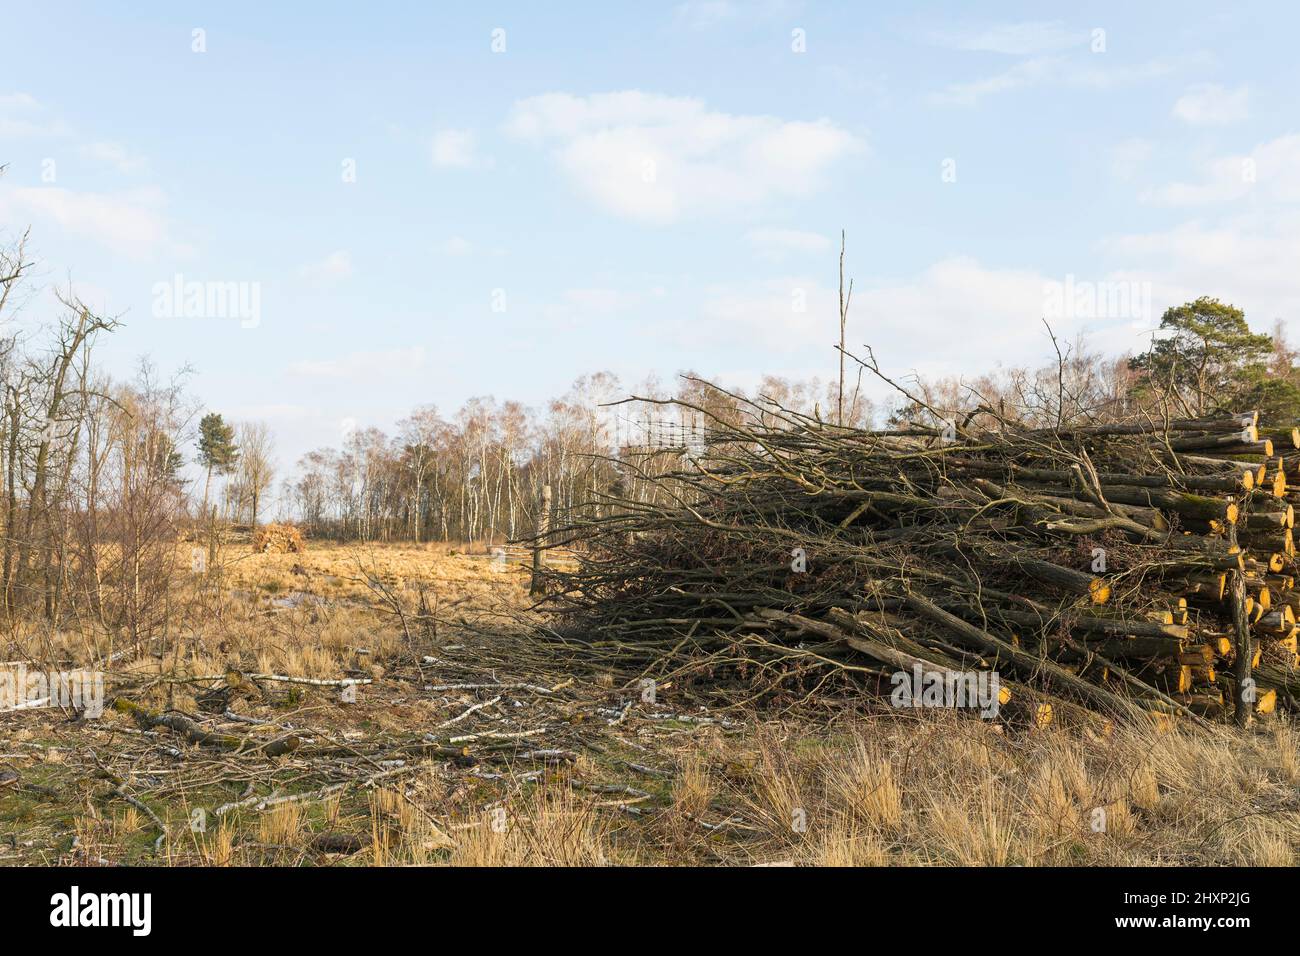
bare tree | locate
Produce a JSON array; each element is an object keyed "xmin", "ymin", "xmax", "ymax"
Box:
[{"xmin": 234, "ymin": 421, "xmax": 275, "ymax": 529}]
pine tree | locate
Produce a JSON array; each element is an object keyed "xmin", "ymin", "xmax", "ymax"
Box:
[
  {"xmin": 1129, "ymin": 297, "xmax": 1281, "ymax": 415},
  {"xmin": 196, "ymin": 412, "xmax": 239, "ymax": 516}
]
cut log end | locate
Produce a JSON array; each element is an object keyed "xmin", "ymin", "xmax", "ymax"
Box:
[
  {"xmin": 1089, "ymin": 579, "xmax": 1112, "ymax": 605},
  {"xmin": 1032, "ymin": 702, "xmax": 1053, "ymax": 728}
]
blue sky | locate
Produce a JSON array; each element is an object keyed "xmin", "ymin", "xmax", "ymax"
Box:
[{"xmin": 2, "ymin": 1, "xmax": 1298, "ymax": 474}]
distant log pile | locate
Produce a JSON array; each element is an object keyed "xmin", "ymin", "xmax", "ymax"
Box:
[
  {"xmin": 252, "ymin": 523, "xmax": 306, "ymax": 554},
  {"xmin": 538, "ymin": 389, "xmax": 1300, "ymax": 727}
]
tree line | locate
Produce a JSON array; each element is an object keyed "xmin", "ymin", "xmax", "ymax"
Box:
[
  {"xmin": 275, "ymin": 297, "xmax": 1300, "ymax": 548},
  {"xmin": 6, "ymin": 155, "xmax": 1300, "ymax": 637},
  {"xmin": 887, "ymin": 298, "xmax": 1300, "ymax": 433},
  {"xmin": 0, "ymin": 167, "xmax": 276, "ymax": 641},
  {"xmin": 281, "ymin": 371, "xmax": 873, "ymax": 544}
]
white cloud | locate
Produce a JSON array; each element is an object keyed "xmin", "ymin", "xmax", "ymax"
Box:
[
  {"xmin": 1142, "ymin": 134, "xmax": 1300, "ymax": 206},
  {"xmin": 435, "ymin": 236, "xmax": 474, "ymax": 256},
  {"xmin": 1111, "ymin": 134, "xmax": 1300, "ymax": 340},
  {"xmin": 818, "ymin": 64, "xmax": 890, "ymax": 101},
  {"xmin": 852, "ymin": 258, "xmax": 1069, "ymax": 366},
  {"xmin": 744, "ymin": 227, "xmax": 834, "ymax": 256},
  {"xmin": 562, "ymin": 288, "xmax": 626, "ymax": 311},
  {"xmin": 1173, "ymin": 83, "xmax": 1249, "ymax": 125},
  {"xmin": 2, "ymin": 185, "xmax": 172, "ymax": 255},
  {"xmin": 929, "ymin": 58, "xmax": 1047, "ymax": 105},
  {"xmin": 1103, "ymin": 212, "xmax": 1300, "ymax": 329},
  {"xmin": 434, "ymin": 236, "xmax": 508, "ymax": 257},
  {"xmin": 686, "ymin": 276, "xmax": 832, "ymax": 349},
  {"xmin": 930, "ymin": 55, "xmax": 1186, "ymax": 107},
  {"xmin": 0, "ymin": 100, "xmax": 166, "ymax": 255},
  {"xmin": 1066, "ymin": 56, "xmax": 1187, "ymax": 90},
  {"xmin": 1, "ymin": 97, "xmax": 150, "ymax": 175},
  {"xmin": 80, "ymin": 140, "xmax": 147, "ymax": 173},
  {"xmin": 541, "ymin": 287, "xmax": 636, "ymax": 328},
  {"xmin": 0, "ymin": 92, "xmax": 69, "ymax": 138},
  {"xmin": 430, "ymin": 129, "xmax": 478, "ymax": 167},
  {"xmin": 675, "ymin": 257, "xmax": 1155, "ymax": 379},
  {"xmin": 505, "ymin": 91, "xmax": 863, "ymax": 223},
  {"xmin": 298, "ymin": 250, "xmax": 353, "ymax": 281},
  {"xmin": 929, "ymin": 21, "xmax": 1086, "ymax": 56},
  {"xmin": 289, "ymin": 347, "xmax": 426, "ymax": 379},
  {"xmin": 1109, "ymin": 138, "xmax": 1153, "ymax": 181}
]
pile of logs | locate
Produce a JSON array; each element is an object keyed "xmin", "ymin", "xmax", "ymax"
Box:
[
  {"xmin": 252, "ymin": 523, "xmax": 306, "ymax": 554},
  {"xmin": 538, "ymin": 393, "xmax": 1300, "ymax": 727}
]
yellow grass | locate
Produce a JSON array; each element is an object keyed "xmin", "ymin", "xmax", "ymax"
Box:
[{"xmin": 3, "ymin": 541, "xmax": 1299, "ymax": 867}]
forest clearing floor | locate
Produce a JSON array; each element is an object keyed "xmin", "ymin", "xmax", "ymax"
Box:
[{"xmin": 3, "ymin": 542, "xmax": 1300, "ymax": 866}]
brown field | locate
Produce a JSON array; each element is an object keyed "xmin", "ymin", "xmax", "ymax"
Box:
[{"xmin": 2, "ymin": 541, "xmax": 1299, "ymax": 867}]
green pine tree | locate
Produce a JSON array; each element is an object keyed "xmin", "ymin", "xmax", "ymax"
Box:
[
  {"xmin": 196, "ymin": 412, "xmax": 239, "ymax": 515},
  {"xmin": 1128, "ymin": 297, "xmax": 1294, "ymax": 416}
]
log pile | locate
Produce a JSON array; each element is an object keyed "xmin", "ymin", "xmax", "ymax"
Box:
[
  {"xmin": 252, "ymin": 523, "xmax": 306, "ymax": 554},
  {"xmin": 538, "ymin": 392, "xmax": 1300, "ymax": 726}
]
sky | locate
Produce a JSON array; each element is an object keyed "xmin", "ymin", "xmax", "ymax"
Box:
[{"xmin": 2, "ymin": 1, "xmax": 1298, "ymax": 479}]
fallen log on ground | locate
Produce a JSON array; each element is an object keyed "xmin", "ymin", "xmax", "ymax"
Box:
[{"xmin": 114, "ymin": 699, "xmax": 301, "ymax": 756}]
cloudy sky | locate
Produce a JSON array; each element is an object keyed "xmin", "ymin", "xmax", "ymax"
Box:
[{"xmin": 1, "ymin": 1, "xmax": 1297, "ymax": 472}]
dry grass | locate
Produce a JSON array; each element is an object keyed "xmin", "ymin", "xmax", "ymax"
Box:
[
  {"xmin": 686, "ymin": 714, "xmax": 1300, "ymax": 866},
  {"xmin": 3, "ymin": 542, "xmax": 1299, "ymax": 867},
  {"xmin": 442, "ymin": 787, "xmax": 615, "ymax": 867}
]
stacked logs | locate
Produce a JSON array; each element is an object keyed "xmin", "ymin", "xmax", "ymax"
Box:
[
  {"xmin": 538, "ymin": 396, "xmax": 1300, "ymax": 726},
  {"xmin": 252, "ymin": 522, "xmax": 306, "ymax": 554}
]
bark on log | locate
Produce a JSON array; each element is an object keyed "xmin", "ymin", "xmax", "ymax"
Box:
[{"xmin": 898, "ymin": 592, "xmax": 1151, "ymax": 721}]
